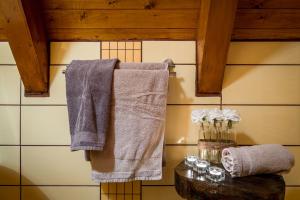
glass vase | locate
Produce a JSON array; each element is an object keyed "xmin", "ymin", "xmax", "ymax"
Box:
[{"xmin": 197, "ymin": 121, "xmax": 236, "ymax": 164}]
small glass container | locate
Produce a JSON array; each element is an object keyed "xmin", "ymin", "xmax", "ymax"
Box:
[
  {"xmin": 184, "ymin": 155, "xmax": 197, "ymax": 168},
  {"xmin": 206, "ymin": 166, "xmax": 225, "ymax": 182},
  {"xmin": 193, "ymin": 159, "xmax": 210, "ymax": 174}
]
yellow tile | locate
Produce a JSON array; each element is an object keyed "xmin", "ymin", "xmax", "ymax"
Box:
[
  {"xmin": 284, "ymin": 147, "xmax": 300, "ymax": 186},
  {"xmin": 166, "ymin": 105, "xmax": 300, "ymax": 145},
  {"xmin": 133, "ymin": 42, "xmax": 141, "ymax": 49},
  {"xmin": 142, "ymin": 41, "xmax": 195, "ymax": 64},
  {"xmin": 132, "ymin": 181, "xmax": 140, "ymax": 194},
  {"xmin": 124, "ymin": 194, "xmax": 133, "ymax": 200},
  {"xmin": 0, "ymin": 42, "xmax": 15, "ymax": 64},
  {"xmin": 22, "ymin": 146, "xmax": 95, "ymax": 185},
  {"xmin": 101, "ymin": 194, "xmax": 109, "ymax": 200},
  {"xmin": 168, "ymin": 65, "xmax": 220, "ymax": 104},
  {"xmin": 117, "ymin": 195, "xmax": 125, "ymax": 200},
  {"xmin": 110, "ymin": 42, "xmax": 118, "ymax": 49},
  {"xmin": 118, "ymin": 42, "xmax": 126, "ymax": 49},
  {"xmin": 0, "ymin": 147, "xmax": 20, "ymax": 185},
  {"xmin": 50, "ymin": 42, "xmax": 100, "ymax": 64},
  {"xmin": 125, "ymin": 50, "xmax": 133, "ymax": 62},
  {"xmin": 101, "ymin": 183, "xmax": 109, "ymax": 194},
  {"xmin": 228, "ymin": 106, "xmax": 300, "ymax": 145},
  {"xmin": 0, "ymin": 186, "xmax": 19, "ymax": 200},
  {"xmin": 0, "ymin": 66, "xmax": 20, "ymax": 104},
  {"xmin": 0, "ymin": 106, "xmax": 19, "ymax": 145},
  {"xmin": 117, "ymin": 50, "xmax": 126, "ymax": 62},
  {"xmin": 108, "ymin": 183, "xmax": 117, "ymax": 193},
  {"xmin": 165, "ymin": 105, "xmax": 219, "ymax": 144},
  {"xmin": 101, "ymin": 194, "xmax": 117, "ymax": 200},
  {"xmin": 21, "ymin": 66, "xmax": 67, "ymax": 104},
  {"xmin": 142, "ymin": 186, "xmax": 184, "ymax": 200},
  {"xmin": 102, "ymin": 50, "xmax": 110, "ymax": 59},
  {"xmin": 223, "ymin": 65, "xmax": 300, "ymax": 104},
  {"xmin": 22, "ymin": 186, "xmax": 99, "ymax": 200},
  {"xmin": 125, "ymin": 42, "xmax": 134, "ymax": 49},
  {"xmin": 117, "ymin": 183, "xmax": 124, "ymax": 194},
  {"xmin": 143, "ymin": 146, "xmax": 197, "ymax": 186},
  {"xmin": 285, "ymin": 187, "xmax": 300, "ymax": 200},
  {"xmin": 125, "ymin": 182, "xmax": 132, "ymax": 193},
  {"xmin": 227, "ymin": 42, "xmax": 300, "ymax": 64},
  {"xmin": 102, "ymin": 42, "xmax": 110, "ymax": 49},
  {"xmin": 133, "ymin": 50, "xmax": 141, "ymax": 63},
  {"xmin": 21, "ymin": 106, "xmax": 69, "ymax": 145},
  {"xmin": 110, "ymin": 50, "xmax": 118, "ymax": 59},
  {"xmin": 133, "ymin": 195, "xmax": 140, "ymax": 200}
]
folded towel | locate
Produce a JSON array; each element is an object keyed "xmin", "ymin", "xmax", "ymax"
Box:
[
  {"xmin": 65, "ymin": 59, "xmax": 118, "ymax": 151},
  {"xmin": 221, "ymin": 144, "xmax": 295, "ymax": 177},
  {"xmin": 89, "ymin": 62, "xmax": 169, "ymax": 182}
]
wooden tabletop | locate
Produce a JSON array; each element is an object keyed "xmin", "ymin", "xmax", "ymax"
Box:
[{"xmin": 174, "ymin": 161, "xmax": 285, "ymax": 200}]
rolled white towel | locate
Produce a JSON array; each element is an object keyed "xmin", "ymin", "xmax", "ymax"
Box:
[{"xmin": 221, "ymin": 144, "xmax": 295, "ymax": 177}]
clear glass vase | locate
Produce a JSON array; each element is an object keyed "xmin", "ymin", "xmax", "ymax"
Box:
[{"xmin": 197, "ymin": 121, "xmax": 236, "ymax": 164}]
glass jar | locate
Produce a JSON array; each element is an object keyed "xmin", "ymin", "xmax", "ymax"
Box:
[{"xmin": 197, "ymin": 121, "xmax": 236, "ymax": 164}]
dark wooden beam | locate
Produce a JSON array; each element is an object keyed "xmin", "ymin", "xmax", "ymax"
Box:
[
  {"xmin": 0, "ymin": 0, "xmax": 49, "ymax": 96},
  {"xmin": 196, "ymin": 0, "xmax": 238, "ymax": 96}
]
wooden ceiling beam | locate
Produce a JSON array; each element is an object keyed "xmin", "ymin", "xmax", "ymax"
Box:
[
  {"xmin": 0, "ymin": 29, "xmax": 6, "ymax": 41},
  {"xmin": 196, "ymin": 0, "xmax": 238, "ymax": 96},
  {"xmin": 0, "ymin": 0, "xmax": 49, "ymax": 96}
]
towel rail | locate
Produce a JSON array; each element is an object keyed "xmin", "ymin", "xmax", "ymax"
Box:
[{"xmin": 62, "ymin": 60, "xmax": 176, "ymax": 77}]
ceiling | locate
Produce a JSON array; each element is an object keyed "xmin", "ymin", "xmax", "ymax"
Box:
[{"xmin": 1, "ymin": 0, "xmax": 300, "ymax": 41}]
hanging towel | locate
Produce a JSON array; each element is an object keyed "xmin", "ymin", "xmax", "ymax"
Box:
[
  {"xmin": 89, "ymin": 62, "xmax": 169, "ymax": 182},
  {"xmin": 65, "ymin": 59, "xmax": 118, "ymax": 151},
  {"xmin": 221, "ymin": 144, "xmax": 295, "ymax": 178}
]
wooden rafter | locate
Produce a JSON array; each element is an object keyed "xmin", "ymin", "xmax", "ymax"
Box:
[
  {"xmin": 196, "ymin": 0, "xmax": 238, "ymax": 96},
  {"xmin": 0, "ymin": 0, "xmax": 49, "ymax": 96}
]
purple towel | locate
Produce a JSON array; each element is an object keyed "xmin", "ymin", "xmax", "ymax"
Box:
[{"xmin": 65, "ymin": 59, "xmax": 118, "ymax": 151}]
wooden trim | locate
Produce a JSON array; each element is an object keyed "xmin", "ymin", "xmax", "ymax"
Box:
[
  {"xmin": 0, "ymin": 0, "xmax": 49, "ymax": 96},
  {"xmin": 196, "ymin": 0, "xmax": 238, "ymax": 96}
]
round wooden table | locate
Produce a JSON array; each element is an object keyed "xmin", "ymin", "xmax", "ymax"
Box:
[{"xmin": 174, "ymin": 161, "xmax": 285, "ymax": 200}]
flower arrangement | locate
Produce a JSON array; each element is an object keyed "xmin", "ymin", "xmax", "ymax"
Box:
[
  {"xmin": 191, "ymin": 108, "xmax": 241, "ymax": 142},
  {"xmin": 191, "ymin": 108, "xmax": 241, "ymax": 163}
]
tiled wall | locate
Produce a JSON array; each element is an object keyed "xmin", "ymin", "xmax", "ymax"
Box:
[{"xmin": 0, "ymin": 41, "xmax": 299, "ymax": 200}]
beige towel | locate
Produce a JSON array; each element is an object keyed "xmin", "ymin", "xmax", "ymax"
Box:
[
  {"xmin": 221, "ymin": 144, "xmax": 295, "ymax": 177},
  {"xmin": 89, "ymin": 62, "xmax": 169, "ymax": 182}
]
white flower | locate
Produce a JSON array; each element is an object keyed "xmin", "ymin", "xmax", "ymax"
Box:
[
  {"xmin": 191, "ymin": 109, "xmax": 208, "ymax": 123},
  {"xmin": 207, "ymin": 108, "xmax": 224, "ymax": 122},
  {"xmin": 222, "ymin": 108, "xmax": 241, "ymax": 122}
]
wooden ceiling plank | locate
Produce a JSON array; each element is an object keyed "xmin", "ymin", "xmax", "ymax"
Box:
[
  {"xmin": 238, "ymin": 0, "xmax": 300, "ymax": 9},
  {"xmin": 44, "ymin": 10, "xmax": 198, "ymax": 29},
  {"xmin": 235, "ymin": 9, "xmax": 300, "ymax": 29},
  {"xmin": 196, "ymin": 0, "xmax": 238, "ymax": 96},
  {"xmin": 48, "ymin": 28, "xmax": 196, "ymax": 41},
  {"xmin": 42, "ymin": 0, "xmax": 201, "ymax": 10},
  {"xmin": 0, "ymin": 0, "xmax": 49, "ymax": 96},
  {"xmin": 232, "ymin": 28, "xmax": 300, "ymax": 40}
]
